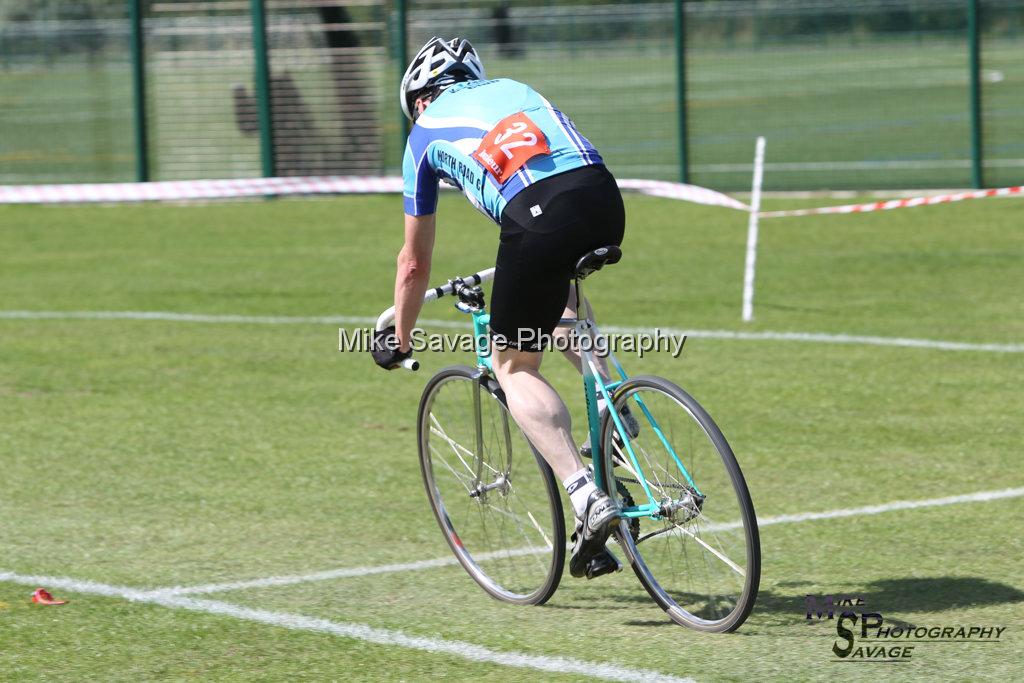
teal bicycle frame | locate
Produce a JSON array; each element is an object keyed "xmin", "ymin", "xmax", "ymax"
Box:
[{"xmin": 463, "ymin": 279, "xmax": 702, "ymax": 522}]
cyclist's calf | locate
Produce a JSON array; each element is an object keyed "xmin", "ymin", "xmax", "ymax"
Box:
[{"xmin": 492, "ymin": 346, "xmax": 583, "ymax": 483}]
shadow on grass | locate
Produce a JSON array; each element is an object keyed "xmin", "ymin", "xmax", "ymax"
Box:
[
  {"xmin": 746, "ymin": 576, "xmax": 1024, "ymax": 631},
  {"xmin": 543, "ymin": 590, "xmax": 658, "ymax": 611},
  {"xmin": 860, "ymin": 576, "xmax": 1024, "ymax": 613},
  {"xmin": 561, "ymin": 577, "xmax": 1024, "ymax": 633},
  {"xmin": 621, "ymin": 619, "xmax": 677, "ymax": 627}
]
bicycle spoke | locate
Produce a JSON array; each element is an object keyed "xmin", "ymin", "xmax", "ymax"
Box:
[
  {"xmin": 428, "ymin": 442, "xmax": 475, "ymax": 493},
  {"xmin": 506, "ymin": 481, "xmax": 555, "ymax": 549},
  {"xmin": 429, "ymin": 416, "xmax": 478, "ymax": 478},
  {"xmin": 492, "ymin": 496, "xmax": 553, "ymax": 574},
  {"xmin": 612, "ymin": 440, "xmax": 673, "ymax": 502},
  {"xmin": 671, "ymin": 522, "xmax": 746, "ymax": 577}
]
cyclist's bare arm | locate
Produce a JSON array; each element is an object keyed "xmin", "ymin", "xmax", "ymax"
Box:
[{"xmin": 394, "ymin": 213, "xmax": 436, "ymax": 351}]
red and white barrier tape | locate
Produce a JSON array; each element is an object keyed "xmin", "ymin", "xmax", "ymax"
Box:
[
  {"xmin": 3, "ymin": 175, "xmax": 1017, "ymax": 218},
  {"xmin": 0, "ymin": 176, "xmax": 405, "ymax": 204},
  {"xmin": 0, "ymin": 174, "xmax": 750, "ymax": 212},
  {"xmin": 758, "ymin": 185, "xmax": 1023, "ymax": 218}
]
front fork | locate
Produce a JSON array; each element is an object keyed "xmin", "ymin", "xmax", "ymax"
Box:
[{"xmin": 468, "ymin": 322, "xmax": 514, "ymax": 502}]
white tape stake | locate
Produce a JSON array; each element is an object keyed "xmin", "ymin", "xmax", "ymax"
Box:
[{"xmin": 742, "ymin": 137, "xmax": 766, "ymax": 322}]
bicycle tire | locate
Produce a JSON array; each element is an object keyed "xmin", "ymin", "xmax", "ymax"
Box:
[
  {"xmin": 600, "ymin": 375, "xmax": 760, "ymax": 632},
  {"xmin": 418, "ymin": 365, "xmax": 565, "ymax": 605}
]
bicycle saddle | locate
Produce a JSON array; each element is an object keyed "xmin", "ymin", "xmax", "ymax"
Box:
[{"xmin": 573, "ymin": 245, "xmax": 622, "ymax": 280}]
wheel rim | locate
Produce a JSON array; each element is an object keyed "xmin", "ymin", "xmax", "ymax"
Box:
[
  {"xmin": 422, "ymin": 373, "xmax": 561, "ymax": 602},
  {"xmin": 604, "ymin": 383, "xmax": 755, "ymax": 628}
]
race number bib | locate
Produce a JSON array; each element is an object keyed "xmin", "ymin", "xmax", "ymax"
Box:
[{"xmin": 474, "ymin": 112, "xmax": 550, "ymax": 183}]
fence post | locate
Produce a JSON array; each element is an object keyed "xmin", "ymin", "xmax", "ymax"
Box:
[
  {"xmin": 968, "ymin": 0, "xmax": 983, "ymax": 188},
  {"xmin": 129, "ymin": 0, "xmax": 149, "ymax": 182},
  {"xmin": 397, "ymin": 0, "xmax": 410, "ymax": 149},
  {"xmin": 674, "ymin": 0, "xmax": 689, "ymax": 183},
  {"xmin": 251, "ymin": 0, "xmax": 275, "ymax": 177}
]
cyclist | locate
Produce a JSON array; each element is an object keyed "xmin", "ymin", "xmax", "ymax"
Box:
[{"xmin": 372, "ymin": 37, "xmax": 631, "ymax": 579}]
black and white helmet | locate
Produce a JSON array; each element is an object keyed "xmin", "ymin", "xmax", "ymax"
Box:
[{"xmin": 400, "ymin": 37, "xmax": 485, "ymax": 121}]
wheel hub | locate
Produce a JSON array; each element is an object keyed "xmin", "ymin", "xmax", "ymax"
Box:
[
  {"xmin": 469, "ymin": 474, "xmax": 509, "ymax": 500},
  {"xmin": 659, "ymin": 488, "xmax": 705, "ymax": 523}
]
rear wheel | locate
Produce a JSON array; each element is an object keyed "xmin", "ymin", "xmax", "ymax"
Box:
[
  {"xmin": 600, "ymin": 375, "xmax": 760, "ymax": 631},
  {"xmin": 418, "ymin": 365, "xmax": 565, "ymax": 605}
]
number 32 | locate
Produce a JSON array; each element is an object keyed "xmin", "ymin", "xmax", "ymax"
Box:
[{"xmin": 494, "ymin": 122, "xmax": 537, "ymax": 160}]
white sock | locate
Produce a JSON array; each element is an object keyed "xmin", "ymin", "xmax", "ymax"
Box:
[
  {"xmin": 562, "ymin": 468, "xmax": 598, "ymax": 519},
  {"xmin": 596, "ymin": 396, "xmax": 608, "ymax": 415}
]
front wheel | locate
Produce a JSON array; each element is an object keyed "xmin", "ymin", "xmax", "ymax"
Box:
[
  {"xmin": 418, "ymin": 365, "xmax": 565, "ymax": 605},
  {"xmin": 600, "ymin": 375, "xmax": 760, "ymax": 631}
]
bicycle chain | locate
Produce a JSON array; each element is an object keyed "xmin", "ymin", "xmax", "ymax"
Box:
[{"xmin": 615, "ymin": 479, "xmax": 641, "ymax": 543}]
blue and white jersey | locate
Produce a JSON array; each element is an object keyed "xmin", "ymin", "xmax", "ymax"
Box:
[{"xmin": 402, "ymin": 78, "xmax": 603, "ymax": 224}]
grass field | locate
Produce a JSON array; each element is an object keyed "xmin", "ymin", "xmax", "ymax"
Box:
[{"xmin": 1, "ymin": 191, "xmax": 1022, "ymax": 680}]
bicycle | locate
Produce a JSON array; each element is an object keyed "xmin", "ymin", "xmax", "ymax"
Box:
[{"xmin": 375, "ymin": 245, "xmax": 761, "ymax": 632}]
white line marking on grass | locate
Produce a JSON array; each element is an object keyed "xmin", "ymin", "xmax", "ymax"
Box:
[
  {"xmin": 149, "ymin": 545, "xmax": 549, "ymax": 597},
  {"xmin": 148, "ymin": 557, "xmax": 460, "ymax": 596},
  {"xmin": 0, "ymin": 571, "xmax": 694, "ymax": 683},
  {"xmin": 601, "ymin": 325, "xmax": 1024, "ymax": 354},
  {"xmin": 757, "ymin": 486, "xmax": 1024, "ymax": 528},
  {"xmin": 694, "ymin": 159, "xmax": 1024, "ymax": 173},
  {"xmin": 0, "ymin": 310, "xmax": 380, "ymax": 326},
  {"xmin": 155, "ymin": 486, "xmax": 1024, "ymax": 596},
  {"xmin": 3, "ymin": 310, "xmax": 1022, "ymax": 354},
  {"xmin": 700, "ymin": 486, "xmax": 1024, "ymax": 533}
]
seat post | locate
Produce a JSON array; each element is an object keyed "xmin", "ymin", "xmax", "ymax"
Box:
[{"xmin": 573, "ymin": 277, "xmax": 583, "ymax": 320}]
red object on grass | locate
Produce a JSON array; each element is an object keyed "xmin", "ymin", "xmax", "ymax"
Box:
[{"xmin": 31, "ymin": 588, "xmax": 68, "ymax": 605}]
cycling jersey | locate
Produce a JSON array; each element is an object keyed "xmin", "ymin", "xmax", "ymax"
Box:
[{"xmin": 402, "ymin": 78, "xmax": 603, "ymax": 224}]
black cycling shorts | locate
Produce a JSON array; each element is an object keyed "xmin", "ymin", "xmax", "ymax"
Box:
[{"xmin": 490, "ymin": 164, "xmax": 625, "ymax": 352}]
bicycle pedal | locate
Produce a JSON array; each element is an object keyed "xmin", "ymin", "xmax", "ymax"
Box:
[{"xmin": 585, "ymin": 549, "xmax": 622, "ymax": 580}]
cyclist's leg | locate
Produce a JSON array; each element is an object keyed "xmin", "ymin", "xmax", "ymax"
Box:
[
  {"xmin": 489, "ymin": 226, "xmax": 580, "ymax": 480},
  {"xmin": 491, "ymin": 339, "xmax": 619, "ymax": 579},
  {"xmin": 489, "ymin": 195, "xmax": 610, "ymax": 527},
  {"xmin": 491, "ymin": 347, "xmax": 582, "ymax": 482},
  {"xmin": 490, "ymin": 165, "xmax": 626, "ymax": 576}
]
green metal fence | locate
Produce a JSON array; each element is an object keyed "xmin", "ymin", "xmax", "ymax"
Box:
[
  {"xmin": 1, "ymin": 0, "xmax": 1021, "ymax": 190},
  {"xmin": 0, "ymin": 5, "xmax": 134, "ymax": 183},
  {"xmin": 682, "ymin": 0, "xmax": 1024, "ymax": 190}
]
